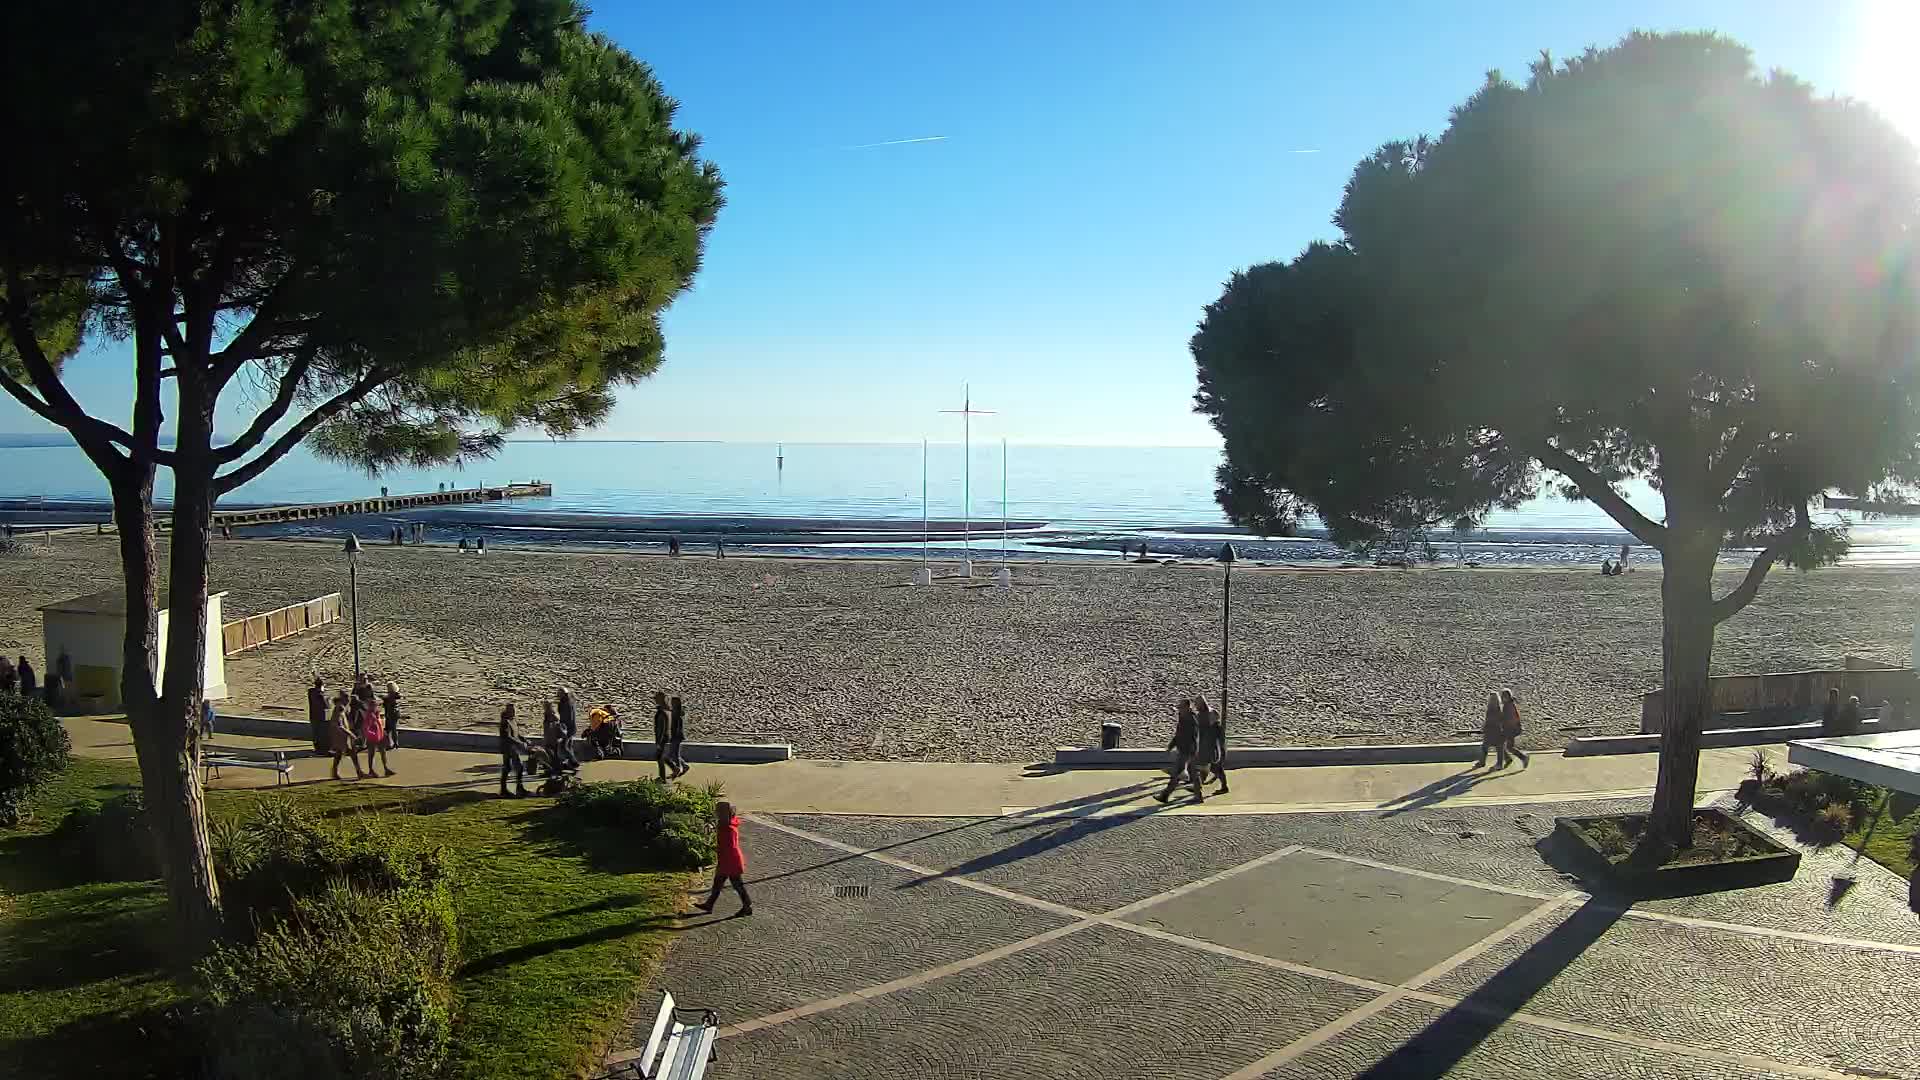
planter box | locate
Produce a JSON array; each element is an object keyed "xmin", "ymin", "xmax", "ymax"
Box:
[{"xmin": 1554, "ymin": 808, "xmax": 1801, "ymax": 897}]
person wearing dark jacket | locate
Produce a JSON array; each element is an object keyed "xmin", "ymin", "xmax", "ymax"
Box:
[
  {"xmin": 381, "ymin": 682, "xmax": 403, "ymax": 761},
  {"xmin": 308, "ymin": 677, "xmax": 329, "ymax": 753},
  {"xmin": 1154, "ymin": 699, "xmax": 1203, "ymax": 803},
  {"xmin": 16, "ymin": 657, "xmax": 34, "ymax": 699},
  {"xmin": 555, "ymin": 686, "xmax": 579, "ymax": 767},
  {"xmin": 668, "ymin": 696, "xmax": 689, "ymax": 778},
  {"xmin": 652, "ymin": 691, "xmax": 671, "ymax": 781},
  {"xmin": 1476, "ymin": 691, "xmax": 1507, "ymax": 769},
  {"xmin": 1499, "ymin": 688, "xmax": 1530, "ymax": 768},
  {"xmin": 1196, "ymin": 696, "xmax": 1227, "ymax": 794},
  {"xmin": 498, "ymin": 703, "xmax": 530, "ymax": 797}
]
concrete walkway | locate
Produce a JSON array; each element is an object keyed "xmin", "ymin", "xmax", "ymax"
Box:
[{"xmin": 64, "ymin": 716, "xmax": 1771, "ymax": 817}]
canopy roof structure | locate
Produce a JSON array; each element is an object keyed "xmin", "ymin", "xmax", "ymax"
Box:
[{"xmin": 1788, "ymin": 731, "xmax": 1920, "ymax": 796}]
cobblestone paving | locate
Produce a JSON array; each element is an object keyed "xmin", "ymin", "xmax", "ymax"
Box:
[
  {"xmin": 709, "ymin": 923, "xmax": 1377, "ymax": 1080},
  {"xmin": 656, "ymin": 821, "xmax": 1072, "ymax": 1023},
  {"xmin": 1261, "ymin": 999, "xmax": 1814, "ymax": 1080},
  {"xmin": 783, "ymin": 794, "xmax": 1920, "ymax": 944},
  {"xmin": 1426, "ymin": 903, "xmax": 1920, "ymax": 1076},
  {"xmin": 621, "ymin": 801, "xmax": 1920, "ymax": 1080}
]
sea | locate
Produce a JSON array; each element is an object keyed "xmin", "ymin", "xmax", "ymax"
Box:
[{"xmin": 4, "ymin": 439, "xmax": 1919, "ymax": 567}]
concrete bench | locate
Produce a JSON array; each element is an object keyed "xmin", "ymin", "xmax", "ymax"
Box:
[
  {"xmin": 201, "ymin": 743, "xmax": 294, "ymax": 787},
  {"xmin": 617, "ymin": 992, "xmax": 716, "ymax": 1080}
]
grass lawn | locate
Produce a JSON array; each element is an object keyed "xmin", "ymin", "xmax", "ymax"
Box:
[
  {"xmin": 1844, "ymin": 788, "xmax": 1919, "ymax": 880},
  {"xmin": 0, "ymin": 759, "xmax": 692, "ymax": 1080}
]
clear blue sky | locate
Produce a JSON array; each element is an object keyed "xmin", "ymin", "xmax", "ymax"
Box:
[{"xmin": 5, "ymin": 1, "xmax": 1909, "ymax": 446}]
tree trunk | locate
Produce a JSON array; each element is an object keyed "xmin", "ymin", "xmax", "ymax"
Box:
[
  {"xmin": 152, "ymin": 390, "xmax": 224, "ymax": 947},
  {"xmin": 1650, "ymin": 537, "xmax": 1717, "ymax": 848}
]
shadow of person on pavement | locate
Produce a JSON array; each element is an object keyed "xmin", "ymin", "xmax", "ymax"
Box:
[{"xmin": 1378, "ymin": 767, "xmax": 1502, "ymax": 817}]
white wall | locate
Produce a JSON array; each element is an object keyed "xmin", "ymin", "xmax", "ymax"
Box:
[{"xmin": 41, "ymin": 593, "xmax": 228, "ymax": 710}]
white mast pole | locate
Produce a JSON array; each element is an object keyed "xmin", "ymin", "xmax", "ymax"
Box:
[
  {"xmin": 1001, "ymin": 437, "xmax": 1008, "ymax": 565},
  {"xmin": 922, "ymin": 438, "xmax": 929, "ymax": 566},
  {"xmin": 962, "ymin": 383, "xmax": 971, "ymax": 572}
]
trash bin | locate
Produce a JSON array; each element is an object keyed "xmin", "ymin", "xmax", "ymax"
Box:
[{"xmin": 1100, "ymin": 722, "xmax": 1122, "ymax": 750}]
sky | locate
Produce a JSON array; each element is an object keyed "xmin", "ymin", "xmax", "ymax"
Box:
[{"xmin": 4, "ymin": 0, "xmax": 1913, "ymax": 447}]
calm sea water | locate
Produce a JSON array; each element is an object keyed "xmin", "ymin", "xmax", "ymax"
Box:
[{"xmin": 4, "ymin": 439, "xmax": 1918, "ymax": 566}]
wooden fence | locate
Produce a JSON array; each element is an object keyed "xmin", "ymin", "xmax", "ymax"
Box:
[{"xmin": 221, "ymin": 592, "xmax": 342, "ymax": 657}]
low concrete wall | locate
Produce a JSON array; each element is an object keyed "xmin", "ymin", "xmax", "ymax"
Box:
[
  {"xmin": 1567, "ymin": 717, "xmax": 1888, "ymax": 757},
  {"xmin": 206, "ymin": 712, "xmax": 791, "ymax": 764},
  {"xmin": 1055, "ymin": 742, "xmax": 1483, "ymax": 768},
  {"xmin": 1639, "ymin": 663, "xmax": 1915, "ymax": 733}
]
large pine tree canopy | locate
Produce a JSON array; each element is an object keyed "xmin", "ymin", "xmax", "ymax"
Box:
[
  {"xmin": 1194, "ymin": 32, "xmax": 1920, "ymax": 566},
  {"xmin": 0, "ymin": 0, "xmax": 723, "ymax": 478}
]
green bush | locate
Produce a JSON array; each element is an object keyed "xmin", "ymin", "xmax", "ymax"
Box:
[
  {"xmin": 53, "ymin": 791, "xmax": 160, "ymax": 880},
  {"xmin": 214, "ymin": 799, "xmax": 448, "ymax": 938},
  {"xmin": 555, "ymin": 779, "xmax": 719, "ymax": 870},
  {"xmin": 0, "ymin": 692, "xmax": 70, "ymax": 826},
  {"xmin": 198, "ymin": 882, "xmax": 458, "ymax": 1080}
]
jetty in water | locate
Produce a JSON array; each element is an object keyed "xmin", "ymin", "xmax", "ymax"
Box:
[{"xmin": 209, "ymin": 482, "xmax": 552, "ymax": 530}]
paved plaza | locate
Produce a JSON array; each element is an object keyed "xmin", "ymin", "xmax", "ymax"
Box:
[{"xmin": 612, "ymin": 795, "xmax": 1920, "ymax": 1080}]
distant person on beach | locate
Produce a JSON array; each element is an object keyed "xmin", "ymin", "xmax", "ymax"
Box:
[
  {"xmin": 1477, "ymin": 691, "xmax": 1507, "ymax": 768},
  {"xmin": 1822, "ymin": 687, "xmax": 1842, "ymax": 733},
  {"xmin": 715, "ymin": 539, "xmax": 725, "ymax": 558},
  {"xmin": 1196, "ymin": 695, "xmax": 1228, "ymax": 794},
  {"xmin": 1154, "ymin": 698, "xmax": 1203, "ymax": 803},
  {"xmin": 382, "ymin": 681, "xmax": 403, "ymax": 751},
  {"xmin": 695, "ymin": 801, "xmax": 753, "ymax": 916},
  {"xmin": 308, "ymin": 676, "xmax": 329, "ymax": 752},
  {"xmin": 0, "ymin": 656, "xmax": 14, "ymax": 695},
  {"xmin": 17, "ymin": 656, "xmax": 34, "ymax": 699},
  {"xmin": 1619, "ymin": 542, "xmax": 1630, "ymax": 570},
  {"xmin": 1841, "ymin": 694, "xmax": 1863, "ymax": 734},
  {"xmin": 653, "ymin": 691, "xmax": 671, "ymax": 780},
  {"xmin": 459, "ymin": 537, "xmax": 468, "ymax": 553},
  {"xmin": 498, "ymin": 702, "xmax": 530, "ymax": 797},
  {"xmin": 668, "ymin": 696, "xmax": 689, "ymax": 778},
  {"xmin": 1600, "ymin": 559, "xmax": 1615, "ymax": 576},
  {"xmin": 1499, "ymin": 688, "xmax": 1529, "ymax": 768},
  {"xmin": 669, "ymin": 535, "xmax": 682, "ymax": 557},
  {"xmin": 201, "ymin": 697, "xmax": 216, "ymax": 739},
  {"xmin": 329, "ymin": 690, "xmax": 364, "ymax": 780}
]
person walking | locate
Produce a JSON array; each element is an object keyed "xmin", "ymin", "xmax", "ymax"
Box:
[
  {"xmin": 16, "ymin": 656, "xmax": 34, "ymax": 699},
  {"xmin": 555, "ymin": 686, "xmax": 579, "ymax": 768},
  {"xmin": 200, "ymin": 696, "xmax": 216, "ymax": 739},
  {"xmin": 498, "ymin": 702, "xmax": 530, "ymax": 797},
  {"xmin": 668, "ymin": 695, "xmax": 689, "ymax": 778},
  {"xmin": 329, "ymin": 690, "xmax": 364, "ymax": 780},
  {"xmin": 1822, "ymin": 686, "xmax": 1842, "ymax": 734},
  {"xmin": 308, "ymin": 676, "xmax": 329, "ymax": 753},
  {"xmin": 1499, "ymin": 688, "xmax": 1530, "ymax": 769},
  {"xmin": 652, "ymin": 691, "xmax": 672, "ymax": 781},
  {"xmin": 1154, "ymin": 699, "xmax": 1203, "ymax": 803},
  {"xmin": 540, "ymin": 700, "xmax": 574, "ymax": 783},
  {"xmin": 0, "ymin": 656, "xmax": 15, "ymax": 695},
  {"xmin": 381, "ymin": 682, "xmax": 403, "ymax": 751},
  {"xmin": 1190, "ymin": 700, "xmax": 1222, "ymax": 799},
  {"xmin": 1476, "ymin": 691, "xmax": 1508, "ymax": 769},
  {"xmin": 695, "ymin": 801, "xmax": 753, "ymax": 916},
  {"xmin": 361, "ymin": 691, "xmax": 393, "ymax": 777},
  {"xmin": 1196, "ymin": 695, "xmax": 1228, "ymax": 794}
]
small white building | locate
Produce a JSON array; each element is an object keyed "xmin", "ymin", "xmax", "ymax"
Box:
[{"xmin": 39, "ymin": 588, "xmax": 228, "ymax": 711}]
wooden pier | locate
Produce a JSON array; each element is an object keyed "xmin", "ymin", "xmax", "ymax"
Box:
[{"xmin": 211, "ymin": 482, "xmax": 552, "ymax": 529}]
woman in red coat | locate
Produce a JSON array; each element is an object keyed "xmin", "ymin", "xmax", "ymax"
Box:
[{"xmin": 697, "ymin": 801, "xmax": 753, "ymax": 916}]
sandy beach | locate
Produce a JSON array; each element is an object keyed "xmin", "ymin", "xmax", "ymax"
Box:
[{"xmin": 1, "ymin": 534, "xmax": 1914, "ymax": 762}]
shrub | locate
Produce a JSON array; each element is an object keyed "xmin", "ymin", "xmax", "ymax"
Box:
[
  {"xmin": 1818, "ymin": 801, "xmax": 1854, "ymax": 837},
  {"xmin": 554, "ymin": 779, "xmax": 718, "ymax": 870},
  {"xmin": 53, "ymin": 791, "xmax": 159, "ymax": 880},
  {"xmin": 1748, "ymin": 749, "xmax": 1773, "ymax": 786},
  {"xmin": 198, "ymin": 882, "xmax": 458, "ymax": 1080},
  {"xmin": 214, "ymin": 800, "xmax": 448, "ymax": 938},
  {"xmin": 1781, "ymin": 769, "xmax": 1823, "ymax": 813},
  {"xmin": 0, "ymin": 692, "xmax": 69, "ymax": 826}
]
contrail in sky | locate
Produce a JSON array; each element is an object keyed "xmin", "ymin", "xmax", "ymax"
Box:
[
  {"xmin": 845, "ymin": 135, "xmax": 949, "ymax": 149},
  {"xmin": 1289, "ymin": 148, "xmax": 1321, "ymax": 154}
]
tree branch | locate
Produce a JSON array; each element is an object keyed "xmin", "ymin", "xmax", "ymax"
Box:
[
  {"xmin": 1532, "ymin": 438, "xmax": 1668, "ymax": 547},
  {"xmin": 210, "ymin": 267, "xmax": 300, "ymax": 385},
  {"xmin": 214, "ymin": 367, "xmax": 391, "ymax": 494},
  {"xmin": 212, "ymin": 347, "xmax": 315, "ymax": 463},
  {"xmin": 1712, "ymin": 501, "xmax": 1810, "ymax": 624},
  {"xmin": 1706, "ymin": 424, "xmax": 1783, "ymax": 500},
  {"xmin": 1, "ymin": 269, "xmax": 144, "ymax": 465}
]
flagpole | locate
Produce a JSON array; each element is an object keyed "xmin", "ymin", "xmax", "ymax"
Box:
[
  {"xmin": 921, "ymin": 438, "xmax": 929, "ymax": 566},
  {"xmin": 963, "ymin": 384, "xmax": 971, "ymax": 572},
  {"xmin": 1001, "ymin": 437, "xmax": 1008, "ymax": 566}
]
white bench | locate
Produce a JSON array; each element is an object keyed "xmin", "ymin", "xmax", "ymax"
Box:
[
  {"xmin": 622, "ymin": 992, "xmax": 716, "ymax": 1079},
  {"xmin": 201, "ymin": 744, "xmax": 295, "ymax": 787}
]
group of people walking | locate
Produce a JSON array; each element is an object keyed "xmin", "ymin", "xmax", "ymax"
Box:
[
  {"xmin": 1157, "ymin": 695, "xmax": 1228, "ymax": 803},
  {"xmin": 2, "ymin": 651, "xmax": 70, "ymax": 710},
  {"xmin": 492, "ymin": 687, "xmax": 694, "ymax": 797},
  {"xmin": 1478, "ymin": 688, "xmax": 1529, "ymax": 769},
  {"xmin": 309, "ymin": 674, "xmax": 401, "ymax": 780}
]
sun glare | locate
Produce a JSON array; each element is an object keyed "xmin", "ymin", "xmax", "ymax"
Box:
[{"xmin": 1855, "ymin": 0, "xmax": 1920, "ymax": 140}]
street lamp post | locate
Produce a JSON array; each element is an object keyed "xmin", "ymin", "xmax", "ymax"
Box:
[
  {"xmin": 1217, "ymin": 543, "xmax": 1237, "ymax": 729},
  {"xmin": 344, "ymin": 533, "xmax": 363, "ymax": 683}
]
